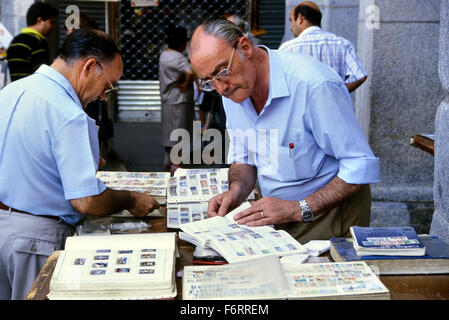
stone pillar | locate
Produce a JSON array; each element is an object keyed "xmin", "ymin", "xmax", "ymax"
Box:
[
  {"xmin": 355, "ymin": 0, "xmax": 443, "ymax": 231},
  {"xmin": 0, "ymin": 0, "xmax": 35, "ymax": 36},
  {"xmin": 430, "ymin": 0, "xmax": 449, "ymax": 243}
]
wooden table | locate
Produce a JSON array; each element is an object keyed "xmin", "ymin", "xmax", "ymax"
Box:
[{"xmin": 26, "ymin": 208, "xmax": 449, "ymax": 300}]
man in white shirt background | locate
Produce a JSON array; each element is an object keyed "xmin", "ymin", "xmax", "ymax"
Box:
[{"xmin": 279, "ymin": 1, "xmax": 367, "ymax": 93}]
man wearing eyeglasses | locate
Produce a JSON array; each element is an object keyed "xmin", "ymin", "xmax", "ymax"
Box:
[
  {"xmin": 0, "ymin": 29, "xmax": 159, "ymax": 300},
  {"xmin": 189, "ymin": 19, "xmax": 380, "ymax": 244}
]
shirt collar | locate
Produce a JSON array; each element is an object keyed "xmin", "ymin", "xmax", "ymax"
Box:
[
  {"xmin": 35, "ymin": 65, "xmax": 83, "ymax": 109},
  {"xmin": 21, "ymin": 27, "xmax": 45, "ymax": 39},
  {"xmin": 298, "ymin": 26, "xmax": 321, "ymax": 40},
  {"xmin": 260, "ymin": 46, "xmax": 290, "ymax": 107}
]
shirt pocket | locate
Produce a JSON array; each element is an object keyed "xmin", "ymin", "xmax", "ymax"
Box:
[
  {"xmin": 13, "ymin": 237, "xmax": 56, "ymax": 257},
  {"xmin": 272, "ymin": 144, "xmax": 315, "ymax": 182}
]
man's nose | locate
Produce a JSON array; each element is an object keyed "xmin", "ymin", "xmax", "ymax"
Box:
[{"xmin": 214, "ymin": 80, "xmax": 230, "ymax": 96}]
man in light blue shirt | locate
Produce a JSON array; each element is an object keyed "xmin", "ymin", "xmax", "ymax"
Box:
[
  {"xmin": 279, "ymin": 1, "xmax": 367, "ymax": 93},
  {"xmin": 0, "ymin": 29, "xmax": 159, "ymax": 300},
  {"xmin": 189, "ymin": 19, "xmax": 379, "ymax": 243}
]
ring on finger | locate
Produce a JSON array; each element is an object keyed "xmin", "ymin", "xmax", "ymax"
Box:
[{"xmin": 260, "ymin": 211, "xmax": 264, "ymax": 219}]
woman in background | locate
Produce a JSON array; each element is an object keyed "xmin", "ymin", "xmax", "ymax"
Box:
[{"xmin": 159, "ymin": 26, "xmax": 194, "ymax": 172}]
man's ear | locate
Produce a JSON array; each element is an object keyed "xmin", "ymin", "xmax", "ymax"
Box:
[
  {"xmin": 80, "ymin": 57, "xmax": 97, "ymax": 79},
  {"xmin": 297, "ymin": 13, "xmax": 305, "ymax": 25},
  {"xmin": 238, "ymin": 37, "xmax": 253, "ymax": 59}
]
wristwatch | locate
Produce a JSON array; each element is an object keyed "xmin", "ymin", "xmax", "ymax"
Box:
[{"xmin": 299, "ymin": 200, "xmax": 314, "ymax": 223}]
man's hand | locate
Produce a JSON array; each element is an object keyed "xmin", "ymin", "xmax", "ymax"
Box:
[
  {"xmin": 127, "ymin": 192, "xmax": 160, "ymax": 217},
  {"xmin": 233, "ymin": 197, "xmax": 301, "ymax": 227},
  {"xmin": 99, "ymin": 156, "xmax": 107, "ymax": 169},
  {"xmin": 207, "ymin": 189, "xmax": 242, "ymax": 217}
]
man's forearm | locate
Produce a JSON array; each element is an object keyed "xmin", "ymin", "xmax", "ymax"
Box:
[
  {"xmin": 228, "ymin": 163, "xmax": 257, "ymax": 203},
  {"xmin": 346, "ymin": 76, "xmax": 367, "ymax": 92},
  {"xmin": 305, "ymin": 176, "xmax": 364, "ymax": 216},
  {"xmin": 70, "ymin": 188, "xmax": 134, "ymax": 216}
]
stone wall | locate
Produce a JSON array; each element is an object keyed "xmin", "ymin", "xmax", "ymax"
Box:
[
  {"xmin": 430, "ymin": 0, "xmax": 449, "ymax": 243},
  {"xmin": 0, "ymin": 0, "xmax": 35, "ymax": 36},
  {"xmin": 355, "ymin": 0, "xmax": 443, "ymax": 232}
]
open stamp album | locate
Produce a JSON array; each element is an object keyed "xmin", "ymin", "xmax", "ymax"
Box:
[
  {"xmin": 183, "ymin": 256, "xmax": 390, "ymax": 300},
  {"xmin": 96, "ymin": 171, "xmax": 170, "ymax": 205},
  {"xmin": 166, "ymin": 201, "xmax": 209, "ymax": 229},
  {"xmin": 48, "ymin": 233, "xmax": 177, "ymax": 300},
  {"xmin": 167, "ymin": 171, "xmax": 229, "ymax": 203},
  {"xmin": 166, "ymin": 168, "xmax": 255, "ymax": 228},
  {"xmin": 179, "ymin": 202, "xmax": 307, "ymax": 263}
]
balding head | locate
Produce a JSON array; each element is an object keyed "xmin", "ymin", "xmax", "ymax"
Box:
[
  {"xmin": 290, "ymin": 1, "xmax": 322, "ymax": 34},
  {"xmin": 299, "ymin": 1, "xmax": 320, "ymax": 12},
  {"xmin": 189, "ymin": 19, "xmax": 244, "ymax": 57}
]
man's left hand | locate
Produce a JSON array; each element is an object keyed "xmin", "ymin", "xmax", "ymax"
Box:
[
  {"xmin": 99, "ymin": 156, "xmax": 107, "ymax": 169},
  {"xmin": 233, "ymin": 197, "xmax": 301, "ymax": 227}
]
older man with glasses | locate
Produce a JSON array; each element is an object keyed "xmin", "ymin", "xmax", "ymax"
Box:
[
  {"xmin": 0, "ymin": 29, "xmax": 159, "ymax": 300},
  {"xmin": 189, "ymin": 19, "xmax": 380, "ymax": 244}
]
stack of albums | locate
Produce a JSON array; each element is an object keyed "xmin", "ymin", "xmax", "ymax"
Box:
[
  {"xmin": 96, "ymin": 171, "xmax": 170, "ymax": 206},
  {"xmin": 48, "ymin": 233, "xmax": 177, "ymax": 300},
  {"xmin": 166, "ymin": 168, "xmax": 255, "ymax": 229},
  {"xmin": 182, "ymin": 256, "xmax": 390, "ymax": 300}
]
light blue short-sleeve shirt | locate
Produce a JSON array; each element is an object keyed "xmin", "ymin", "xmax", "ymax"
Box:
[
  {"xmin": 225, "ymin": 47, "xmax": 380, "ymax": 201},
  {"xmin": 0, "ymin": 65, "xmax": 106, "ymax": 226}
]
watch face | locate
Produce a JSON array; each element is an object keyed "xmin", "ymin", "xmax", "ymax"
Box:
[{"xmin": 302, "ymin": 211, "xmax": 313, "ymax": 222}]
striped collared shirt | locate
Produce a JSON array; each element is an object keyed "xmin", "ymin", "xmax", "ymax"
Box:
[{"xmin": 279, "ymin": 26, "xmax": 367, "ymax": 83}]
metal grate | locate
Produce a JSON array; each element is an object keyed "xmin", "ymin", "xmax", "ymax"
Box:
[
  {"xmin": 117, "ymin": 80, "xmax": 161, "ymax": 122},
  {"xmin": 57, "ymin": 1, "xmax": 106, "ymax": 48},
  {"xmin": 257, "ymin": 0, "xmax": 285, "ymax": 49},
  {"xmin": 119, "ymin": 0, "xmax": 250, "ymax": 80}
]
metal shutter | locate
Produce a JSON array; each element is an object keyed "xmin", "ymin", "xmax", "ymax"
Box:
[
  {"xmin": 257, "ymin": 0, "xmax": 285, "ymax": 49},
  {"xmin": 57, "ymin": 0, "xmax": 106, "ymax": 48}
]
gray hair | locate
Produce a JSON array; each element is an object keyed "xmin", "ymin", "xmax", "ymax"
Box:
[
  {"xmin": 226, "ymin": 14, "xmax": 249, "ymax": 33},
  {"xmin": 188, "ymin": 19, "xmax": 257, "ymax": 55},
  {"xmin": 201, "ymin": 19, "xmax": 244, "ymax": 47},
  {"xmin": 188, "ymin": 19, "xmax": 259, "ymax": 61}
]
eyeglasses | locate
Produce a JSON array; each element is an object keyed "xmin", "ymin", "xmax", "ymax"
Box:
[
  {"xmin": 199, "ymin": 47, "xmax": 236, "ymax": 92},
  {"xmin": 96, "ymin": 61, "xmax": 118, "ymax": 95}
]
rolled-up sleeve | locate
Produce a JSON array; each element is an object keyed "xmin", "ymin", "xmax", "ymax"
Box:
[
  {"xmin": 307, "ymin": 80, "xmax": 380, "ymax": 184},
  {"xmin": 344, "ymin": 43, "xmax": 368, "ymax": 83},
  {"xmin": 52, "ymin": 114, "xmax": 106, "ymax": 199}
]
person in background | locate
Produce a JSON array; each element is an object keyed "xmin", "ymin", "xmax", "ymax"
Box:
[
  {"xmin": 159, "ymin": 26, "xmax": 195, "ymax": 172},
  {"xmin": 7, "ymin": 2, "xmax": 58, "ymax": 82},
  {"xmin": 279, "ymin": 1, "xmax": 367, "ymax": 92},
  {"xmin": 0, "ymin": 29, "xmax": 159, "ymax": 300},
  {"xmin": 189, "ymin": 19, "xmax": 379, "ymax": 244}
]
